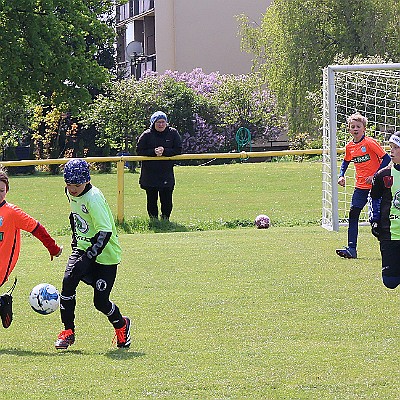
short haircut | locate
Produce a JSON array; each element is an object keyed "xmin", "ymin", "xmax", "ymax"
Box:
[
  {"xmin": 347, "ymin": 112, "xmax": 368, "ymax": 128},
  {"xmin": 0, "ymin": 166, "xmax": 9, "ymax": 192}
]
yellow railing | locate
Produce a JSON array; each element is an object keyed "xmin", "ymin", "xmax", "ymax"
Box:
[{"xmin": 0, "ymin": 149, "xmax": 326, "ymax": 222}]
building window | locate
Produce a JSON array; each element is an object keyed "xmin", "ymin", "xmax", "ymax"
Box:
[{"xmin": 135, "ymin": 0, "xmax": 154, "ymax": 16}]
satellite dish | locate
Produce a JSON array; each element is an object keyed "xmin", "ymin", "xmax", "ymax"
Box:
[{"xmin": 126, "ymin": 41, "xmax": 143, "ymax": 59}]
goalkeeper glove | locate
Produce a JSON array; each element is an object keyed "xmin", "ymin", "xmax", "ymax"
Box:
[
  {"xmin": 0, "ymin": 278, "xmax": 17, "ymax": 328},
  {"xmin": 370, "ymin": 221, "xmax": 380, "ymax": 238},
  {"xmin": 0, "ymin": 294, "xmax": 12, "ymax": 328}
]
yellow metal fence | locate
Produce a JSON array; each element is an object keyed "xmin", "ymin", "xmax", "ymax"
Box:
[{"xmin": 0, "ymin": 149, "xmax": 324, "ymax": 222}]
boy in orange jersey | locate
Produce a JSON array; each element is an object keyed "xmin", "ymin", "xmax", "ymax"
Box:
[
  {"xmin": 0, "ymin": 166, "xmax": 62, "ymax": 294},
  {"xmin": 336, "ymin": 113, "xmax": 390, "ymax": 259}
]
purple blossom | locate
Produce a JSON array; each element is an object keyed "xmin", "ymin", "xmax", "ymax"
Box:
[{"xmin": 141, "ymin": 68, "xmax": 283, "ymax": 154}]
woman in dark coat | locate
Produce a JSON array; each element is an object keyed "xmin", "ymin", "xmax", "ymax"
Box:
[{"xmin": 136, "ymin": 111, "xmax": 182, "ymax": 220}]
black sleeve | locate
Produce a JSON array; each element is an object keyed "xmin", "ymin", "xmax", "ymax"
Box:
[
  {"xmin": 85, "ymin": 231, "xmax": 112, "ymax": 260},
  {"xmin": 69, "ymin": 213, "xmax": 77, "ymax": 249},
  {"xmin": 136, "ymin": 130, "xmax": 156, "ymax": 156},
  {"xmin": 369, "ymin": 169, "xmax": 387, "ymax": 222},
  {"xmin": 370, "ymin": 170, "xmax": 385, "ymax": 199},
  {"xmin": 162, "ymin": 129, "xmax": 182, "ymax": 157}
]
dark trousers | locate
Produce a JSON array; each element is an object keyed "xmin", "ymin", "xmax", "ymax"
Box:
[
  {"xmin": 380, "ymin": 240, "xmax": 400, "ymax": 289},
  {"xmin": 60, "ymin": 250, "xmax": 125, "ymax": 331},
  {"xmin": 348, "ymin": 188, "xmax": 370, "ymax": 249},
  {"xmin": 145, "ymin": 187, "xmax": 174, "ymax": 219}
]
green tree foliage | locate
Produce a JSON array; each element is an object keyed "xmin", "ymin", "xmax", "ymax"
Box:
[
  {"xmin": 81, "ymin": 70, "xmax": 282, "ymax": 155},
  {"xmin": 81, "ymin": 74, "xmax": 214, "ymax": 155},
  {"xmin": 213, "ymin": 73, "xmax": 281, "ymax": 136},
  {"xmin": 238, "ymin": 0, "xmax": 400, "ymax": 136},
  {"xmin": 0, "ymin": 0, "xmax": 116, "ymax": 129}
]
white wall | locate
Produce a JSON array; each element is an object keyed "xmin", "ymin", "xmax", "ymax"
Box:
[{"xmin": 155, "ymin": 0, "xmax": 270, "ymax": 75}]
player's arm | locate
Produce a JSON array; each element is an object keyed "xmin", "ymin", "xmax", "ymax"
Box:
[
  {"xmin": 13, "ymin": 205, "xmax": 62, "ymax": 260},
  {"xmin": 338, "ymin": 160, "xmax": 350, "ymax": 186},
  {"xmin": 85, "ymin": 231, "xmax": 112, "ymax": 260},
  {"xmin": 69, "ymin": 212, "xmax": 78, "ymax": 250},
  {"xmin": 81, "ymin": 199, "xmax": 112, "ymax": 261},
  {"xmin": 366, "ymin": 152, "xmax": 390, "ymax": 184},
  {"xmin": 162, "ymin": 129, "xmax": 183, "ymax": 157},
  {"xmin": 378, "ymin": 153, "xmax": 391, "ymax": 170},
  {"xmin": 369, "ymin": 139, "xmax": 391, "ymax": 172},
  {"xmin": 71, "ymin": 231, "xmax": 111, "ymax": 274},
  {"xmin": 369, "ymin": 173, "xmax": 384, "ymax": 219},
  {"xmin": 339, "ymin": 160, "xmax": 350, "ymax": 177},
  {"xmin": 369, "ymin": 173, "xmax": 385, "ymax": 237},
  {"xmin": 31, "ymin": 223, "xmax": 62, "ymax": 260},
  {"xmin": 136, "ymin": 131, "xmax": 157, "ymax": 156}
]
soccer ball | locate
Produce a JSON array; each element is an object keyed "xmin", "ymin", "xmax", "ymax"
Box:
[
  {"xmin": 255, "ymin": 214, "xmax": 271, "ymax": 229},
  {"xmin": 29, "ymin": 283, "xmax": 60, "ymax": 315}
]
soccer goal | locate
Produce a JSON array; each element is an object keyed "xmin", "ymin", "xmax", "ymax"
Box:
[{"xmin": 322, "ymin": 63, "xmax": 400, "ymax": 231}]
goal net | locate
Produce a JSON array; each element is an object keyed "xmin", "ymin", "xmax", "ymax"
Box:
[{"xmin": 322, "ymin": 63, "xmax": 400, "ymax": 231}]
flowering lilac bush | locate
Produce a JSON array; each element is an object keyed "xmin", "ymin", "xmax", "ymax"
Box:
[
  {"xmin": 162, "ymin": 69, "xmax": 283, "ymax": 154},
  {"xmin": 83, "ymin": 68, "xmax": 283, "ymax": 156},
  {"xmin": 163, "ymin": 68, "xmax": 223, "ymax": 96},
  {"xmin": 181, "ymin": 115, "xmax": 227, "ymax": 154}
]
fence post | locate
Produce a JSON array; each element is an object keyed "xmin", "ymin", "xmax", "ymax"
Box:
[{"xmin": 117, "ymin": 160, "xmax": 125, "ymax": 223}]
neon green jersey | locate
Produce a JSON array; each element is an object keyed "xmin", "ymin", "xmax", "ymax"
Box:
[{"xmin": 69, "ymin": 185, "xmax": 121, "ymax": 265}]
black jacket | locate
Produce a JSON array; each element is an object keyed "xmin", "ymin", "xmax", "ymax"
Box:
[
  {"xmin": 370, "ymin": 164, "xmax": 400, "ymax": 241},
  {"xmin": 136, "ymin": 125, "xmax": 182, "ymax": 189}
]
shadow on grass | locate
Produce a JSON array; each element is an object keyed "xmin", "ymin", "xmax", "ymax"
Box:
[
  {"xmin": 0, "ymin": 348, "xmax": 146, "ymax": 359},
  {"xmin": 117, "ymin": 217, "xmax": 188, "ymax": 233},
  {"xmin": 116, "ymin": 216, "xmax": 255, "ymax": 234},
  {"xmin": 147, "ymin": 218, "xmax": 188, "ymax": 233},
  {"xmin": 105, "ymin": 350, "xmax": 146, "ymax": 359},
  {"xmin": 0, "ymin": 348, "xmax": 84, "ymax": 356}
]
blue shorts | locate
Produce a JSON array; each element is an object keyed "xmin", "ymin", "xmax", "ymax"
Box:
[{"xmin": 351, "ymin": 187, "xmax": 370, "ymax": 209}]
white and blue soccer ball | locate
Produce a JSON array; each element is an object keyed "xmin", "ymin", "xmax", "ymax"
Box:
[
  {"xmin": 255, "ymin": 214, "xmax": 271, "ymax": 229},
  {"xmin": 29, "ymin": 283, "xmax": 60, "ymax": 315}
]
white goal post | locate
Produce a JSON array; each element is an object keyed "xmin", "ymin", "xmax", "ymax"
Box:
[{"xmin": 322, "ymin": 63, "xmax": 400, "ymax": 231}]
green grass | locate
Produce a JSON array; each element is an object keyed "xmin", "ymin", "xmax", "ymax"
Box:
[
  {"xmin": 2, "ymin": 162, "xmax": 399, "ymax": 399},
  {"xmin": 6, "ymin": 161, "xmax": 322, "ymax": 233}
]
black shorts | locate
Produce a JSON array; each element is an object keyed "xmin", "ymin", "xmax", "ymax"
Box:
[{"xmin": 63, "ymin": 250, "xmax": 118, "ymax": 292}]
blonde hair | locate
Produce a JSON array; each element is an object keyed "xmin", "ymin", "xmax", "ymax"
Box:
[{"xmin": 347, "ymin": 112, "xmax": 368, "ymax": 128}]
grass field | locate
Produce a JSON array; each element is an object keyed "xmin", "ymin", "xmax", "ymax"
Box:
[
  {"xmin": 1, "ymin": 161, "xmax": 399, "ymax": 399},
  {"xmin": 6, "ymin": 161, "xmax": 322, "ymax": 233}
]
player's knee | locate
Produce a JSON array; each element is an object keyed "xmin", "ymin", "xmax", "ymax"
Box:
[
  {"xmin": 93, "ymin": 297, "xmax": 109, "ymax": 314},
  {"xmin": 349, "ymin": 207, "xmax": 362, "ymax": 220},
  {"xmin": 61, "ymin": 277, "xmax": 76, "ymax": 294}
]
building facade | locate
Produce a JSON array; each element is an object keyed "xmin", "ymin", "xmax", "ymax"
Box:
[{"xmin": 116, "ymin": 0, "xmax": 270, "ymax": 78}]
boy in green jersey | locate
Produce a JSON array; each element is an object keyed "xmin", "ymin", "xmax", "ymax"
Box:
[
  {"xmin": 55, "ymin": 159, "xmax": 130, "ymax": 350},
  {"xmin": 369, "ymin": 132, "xmax": 400, "ymax": 289}
]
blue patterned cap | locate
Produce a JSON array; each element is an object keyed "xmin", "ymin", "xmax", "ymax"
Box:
[
  {"xmin": 63, "ymin": 159, "xmax": 90, "ymax": 184},
  {"xmin": 150, "ymin": 111, "xmax": 168, "ymax": 126}
]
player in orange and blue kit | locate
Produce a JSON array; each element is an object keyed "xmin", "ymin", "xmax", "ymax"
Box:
[
  {"xmin": 369, "ymin": 132, "xmax": 400, "ymax": 288},
  {"xmin": 336, "ymin": 113, "xmax": 390, "ymax": 259},
  {"xmin": 0, "ymin": 166, "xmax": 62, "ymax": 289}
]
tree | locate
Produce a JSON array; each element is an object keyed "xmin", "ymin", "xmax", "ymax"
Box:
[
  {"xmin": 81, "ymin": 74, "xmax": 214, "ymax": 156},
  {"xmin": 238, "ymin": 0, "xmax": 400, "ymax": 136},
  {"xmin": 0, "ymin": 0, "xmax": 116, "ymax": 127},
  {"xmin": 212, "ymin": 73, "xmax": 281, "ymax": 136},
  {"xmin": 81, "ymin": 69, "xmax": 283, "ymax": 156}
]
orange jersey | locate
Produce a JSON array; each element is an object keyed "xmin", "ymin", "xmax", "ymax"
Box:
[
  {"xmin": 344, "ymin": 136, "xmax": 387, "ymax": 189},
  {"xmin": 0, "ymin": 201, "xmax": 38, "ymax": 285}
]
